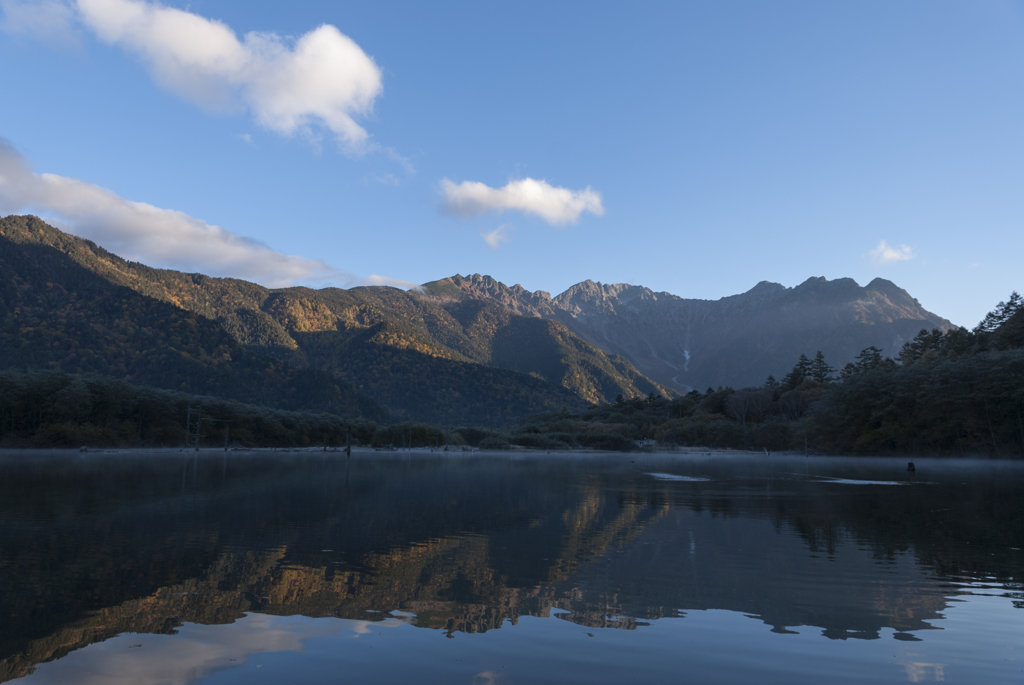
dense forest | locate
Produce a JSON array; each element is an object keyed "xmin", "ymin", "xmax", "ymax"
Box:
[
  {"xmin": 476, "ymin": 292, "xmax": 1023, "ymax": 456},
  {"xmin": 0, "ymin": 371, "xmax": 382, "ymax": 449},
  {"xmin": 0, "ymin": 370, "xmax": 565, "ymax": 450}
]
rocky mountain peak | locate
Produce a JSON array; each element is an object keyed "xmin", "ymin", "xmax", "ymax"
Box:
[
  {"xmin": 791, "ymin": 276, "xmax": 861, "ymax": 297},
  {"xmin": 865, "ymin": 277, "xmax": 915, "ymax": 304},
  {"xmin": 426, "ymin": 271, "xmax": 954, "ymax": 392},
  {"xmin": 422, "ymin": 274, "xmax": 557, "ymax": 317}
]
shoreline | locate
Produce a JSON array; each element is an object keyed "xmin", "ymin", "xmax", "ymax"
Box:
[{"xmin": 0, "ymin": 446, "xmax": 1016, "ymax": 461}]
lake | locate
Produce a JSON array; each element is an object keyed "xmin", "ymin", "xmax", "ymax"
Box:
[{"xmin": 1, "ymin": 451, "xmax": 1021, "ymax": 684}]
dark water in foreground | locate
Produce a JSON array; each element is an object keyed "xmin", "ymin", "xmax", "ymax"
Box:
[{"xmin": 0, "ymin": 451, "xmax": 1021, "ymax": 684}]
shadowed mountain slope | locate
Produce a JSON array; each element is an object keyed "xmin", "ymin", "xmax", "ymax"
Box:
[
  {"xmin": 0, "ymin": 217, "xmax": 666, "ymax": 423},
  {"xmin": 424, "ymin": 274, "xmax": 954, "ymax": 392},
  {"xmin": 0, "ymin": 216, "xmax": 383, "ymax": 419}
]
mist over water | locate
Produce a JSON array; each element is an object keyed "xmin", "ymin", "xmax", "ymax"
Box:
[{"xmin": 1, "ymin": 452, "xmax": 1021, "ymax": 684}]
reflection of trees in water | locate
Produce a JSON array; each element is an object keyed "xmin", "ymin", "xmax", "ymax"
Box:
[{"xmin": 0, "ymin": 455, "xmax": 1021, "ymax": 681}]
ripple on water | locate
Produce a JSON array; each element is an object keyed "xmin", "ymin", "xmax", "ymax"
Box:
[{"xmin": 646, "ymin": 472, "xmax": 710, "ymax": 482}]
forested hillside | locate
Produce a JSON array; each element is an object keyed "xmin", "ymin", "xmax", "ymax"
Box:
[
  {"xmin": 810, "ymin": 295, "xmax": 1024, "ymax": 455},
  {"xmin": 0, "ymin": 216, "xmax": 382, "ymax": 419},
  {"xmin": 0, "ymin": 216, "xmax": 664, "ymax": 424}
]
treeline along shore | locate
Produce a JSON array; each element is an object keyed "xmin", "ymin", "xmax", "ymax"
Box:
[
  {"xmin": 1, "ymin": 292, "xmax": 1021, "ymax": 457},
  {"xmin": 509, "ymin": 291, "xmax": 1022, "ymax": 457}
]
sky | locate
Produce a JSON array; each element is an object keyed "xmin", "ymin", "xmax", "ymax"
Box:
[{"xmin": 1, "ymin": 0, "xmax": 1022, "ymax": 328}]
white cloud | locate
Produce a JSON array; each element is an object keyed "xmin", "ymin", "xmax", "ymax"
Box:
[
  {"xmin": 440, "ymin": 177, "xmax": 604, "ymax": 226},
  {"xmin": 6, "ymin": 1, "xmax": 407, "ymax": 160},
  {"xmin": 868, "ymin": 239, "xmax": 914, "ymax": 264},
  {"xmin": 481, "ymin": 223, "xmax": 512, "ymax": 249},
  {"xmin": 0, "ymin": 0, "xmax": 80, "ymax": 46},
  {"xmin": 0, "ymin": 139, "xmax": 408, "ymax": 289},
  {"xmin": 69, "ymin": 0, "xmax": 382, "ymax": 149},
  {"xmin": 381, "ymin": 146, "xmax": 415, "ymax": 174},
  {"xmin": 19, "ymin": 612, "xmax": 414, "ymax": 685},
  {"xmin": 366, "ymin": 172, "xmax": 399, "ymax": 186},
  {"xmin": 362, "ymin": 274, "xmax": 424, "ymax": 291}
]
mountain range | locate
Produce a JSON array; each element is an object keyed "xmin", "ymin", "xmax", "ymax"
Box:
[
  {"xmin": 1, "ymin": 215, "xmax": 953, "ymax": 422},
  {"xmin": 0, "ymin": 216, "xmax": 661, "ymax": 423},
  {"xmin": 424, "ymin": 273, "xmax": 953, "ymax": 392}
]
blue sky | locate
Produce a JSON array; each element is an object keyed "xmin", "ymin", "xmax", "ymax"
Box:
[{"xmin": 1, "ymin": 0, "xmax": 1022, "ymax": 327}]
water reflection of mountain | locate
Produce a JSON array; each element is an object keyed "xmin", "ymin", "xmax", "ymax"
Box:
[{"xmin": 1, "ymin": 454, "xmax": 1021, "ymax": 682}]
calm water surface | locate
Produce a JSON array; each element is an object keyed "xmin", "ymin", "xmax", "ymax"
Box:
[{"xmin": 0, "ymin": 451, "xmax": 1021, "ymax": 684}]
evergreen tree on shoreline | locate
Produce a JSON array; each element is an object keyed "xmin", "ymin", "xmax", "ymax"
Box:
[
  {"xmin": 781, "ymin": 354, "xmax": 812, "ymax": 390},
  {"xmin": 810, "ymin": 351, "xmax": 835, "ymax": 384}
]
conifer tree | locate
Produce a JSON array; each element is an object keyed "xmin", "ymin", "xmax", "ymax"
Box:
[
  {"xmin": 898, "ymin": 328, "xmax": 945, "ymax": 366},
  {"xmin": 810, "ymin": 351, "xmax": 835, "ymax": 383},
  {"xmin": 974, "ymin": 292, "xmax": 1022, "ymax": 333},
  {"xmin": 781, "ymin": 354, "xmax": 812, "ymax": 390},
  {"xmin": 854, "ymin": 346, "xmax": 883, "ymax": 373}
]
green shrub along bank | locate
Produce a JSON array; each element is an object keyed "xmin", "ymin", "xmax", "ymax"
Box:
[
  {"xmin": 442, "ymin": 421, "xmax": 646, "ymax": 452},
  {"xmin": 341, "ymin": 422, "xmax": 632, "ymax": 452},
  {"xmin": 0, "ymin": 370, "xmax": 379, "ymax": 449}
]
